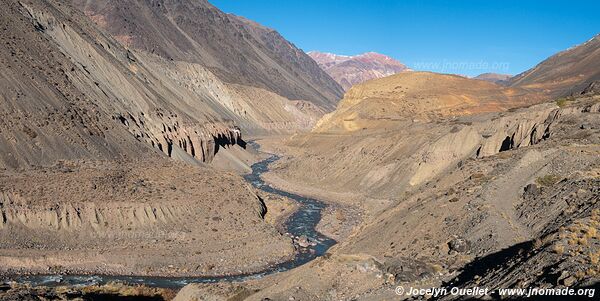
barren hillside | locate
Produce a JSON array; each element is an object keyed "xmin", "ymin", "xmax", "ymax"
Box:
[
  {"xmin": 235, "ymin": 52, "xmax": 600, "ymax": 298},
  {"xmin": 1, "ymin": 0, "xmax": 599, "ymax": 299},
  {"xmin": 313, "ymin": 71, "xmax": 544, "ymax": 133},
  {"xmin": 509, "ymin": 34, "xmax": 600, "ymax": 98},
  {"xmin": 73, "ymin": 0, "xmax": 343, "ymax": 111},
  {"xmin": 246, "ymin": 96, "xmax": 600, "ymax": 300}
]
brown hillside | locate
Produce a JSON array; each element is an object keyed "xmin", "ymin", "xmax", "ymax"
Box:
[
  {"xmin": 509, "ymin": 34, "xmax": 600, "ymax": 98},
  {"xmin": 314, "ymin": 71, "xmax": 544, "ymax": 133}
]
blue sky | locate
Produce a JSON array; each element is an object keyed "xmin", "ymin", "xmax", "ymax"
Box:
[{"xmin": 211, "ymin": 0, "xmax": 599, "ymax": 77}]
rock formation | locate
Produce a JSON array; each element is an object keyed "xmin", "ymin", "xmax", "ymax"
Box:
[
  {"xmin": 313, "ymin": 71, "xmax": 545, "ymax": 133},
  {"xmin": 245, "ymin": 88, "xmax": 600, "ymax": 301},
  {"xmin": 1, "ymin": 0, "xmax": 599, "ymax": 298},
  {"xmin": 241, "ymin": 36, "xmax": 600, "ymax": 298}
]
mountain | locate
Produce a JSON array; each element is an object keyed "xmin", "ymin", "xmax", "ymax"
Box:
[
  {"xmin": 508, "ymin": 34, "xmax": 600, "ymax": 97},
  {"xmin": 473, "ymin": 72, "xmax": 512, "ymax": 83},
  {"xmin": 241, "ymin": 34, "xmax": 600, "ymax": 300},
  {"xmin": 313, "ymin": 71, "xmax": 544, "ymax": 133},
  {"xmin": 308, "ymin": 51, "xmax": 410, "ymax": 90},
  {"xmin": 73, "ymin": 0, "xmax": 343, "ymax": 111}
]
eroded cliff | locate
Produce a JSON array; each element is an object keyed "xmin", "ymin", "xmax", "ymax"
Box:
[{"xmin": 0, "ymin": 0, "xmax": 295, "ymax": 277}]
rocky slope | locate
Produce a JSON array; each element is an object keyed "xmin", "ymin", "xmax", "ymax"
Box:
[
  {"xmin": 2, "ymin": 0, "xmax": 256, "ymax": 167},
  {"xmin": 509, "ymin": 34, "xmax": 600, "ymax": 98},
  {"xmin": 308, "ymin": 51, "xmax": 410, "ymax": 90},
  {"xmin": 164, "ymin": 29, "xmax": 600, "ymax": 301},
  {"xmin": 213, "ymin": 59, "xmax": 599, "ymax": 298},
  {"xmin": 0, "ymin": 160, "xmax": 293, "ymax": 277},
  {"xmin": 255, "ymin": 98, "xmax": 600, "ymax": 300},
  {"xmin": 0, "ymin": 0, "xmax": 295, "ymax": 276},
  {"xmin": 73, "ymin": 0, "xmax": 343, "ymax": 111},
  {"xmin": 191, "ymin": 91, "xmax": 599, "ymax": 301}
]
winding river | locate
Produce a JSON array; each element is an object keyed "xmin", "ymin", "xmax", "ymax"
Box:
[{"xmin": 8, "ymin": 153, "xmax": 336, "ymax": 288}]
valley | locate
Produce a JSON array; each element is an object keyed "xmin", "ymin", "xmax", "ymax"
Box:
[{"xmin": 0, "ymin": 0, "xmax": 599, "ymax": 300}]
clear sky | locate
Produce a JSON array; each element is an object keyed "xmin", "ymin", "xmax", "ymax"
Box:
[{"xmin": 210, "ymin": 0, "xmax": 599, "ymax": 77}]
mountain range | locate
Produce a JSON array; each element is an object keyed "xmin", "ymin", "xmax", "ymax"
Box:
[
  {"xmin": 0, "ymin": 0, "xmax": 344, "ymax": 279},
  {"xmin": 251, "ymin": 31, "xmax": 600, "ymax": 300}
]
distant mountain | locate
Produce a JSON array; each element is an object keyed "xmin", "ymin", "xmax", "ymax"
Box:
[
  {"xmin": 73, "ymin": 0, "xmax": 343, "ymax": 110},
  {"xmin": 473, "ymin": 73, "xmax": 512, "ymax": 84},
  {"xmin": 508, "ymin": 34, "xmax": 600, "ymax": 98},
  {"xmin": 308, "ymin": 51, "xmax": 410, "ymax": 91}
]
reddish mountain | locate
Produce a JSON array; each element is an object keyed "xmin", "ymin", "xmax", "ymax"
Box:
[{"xmin": 308, "ymin": 51, "xmax": 410, "ymax": 90}]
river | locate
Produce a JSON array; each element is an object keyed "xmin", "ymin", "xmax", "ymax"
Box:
[{"xmin": 8, "ymin": 153, "xmax": 336, "ymax": 288}]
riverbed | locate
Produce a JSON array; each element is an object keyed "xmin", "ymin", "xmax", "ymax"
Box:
[{"xmin": 6, "ymin": 154, "xmax": 336, "ymax": 288}]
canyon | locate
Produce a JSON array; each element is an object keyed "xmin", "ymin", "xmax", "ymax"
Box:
[
  {"xmin": 0, "ymin": 0, "xmax": 599, "ymax": 300},
  {"xmin": 0, "ymin": 0, "xmax": 342, "ymax": 281},
  {"xmin": 221, "ymin": 35, "xmax": 599, "ymax": 300}
]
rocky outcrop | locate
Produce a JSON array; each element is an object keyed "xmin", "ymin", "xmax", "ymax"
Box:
[
  {"xmin": 0, "ymin": 163, "xmax": 269, "ymax": 235},
  {"xmin": 0, "ymin": 196, "xmax": 195, "ymax": 233},
  {"xmin": 113, "ymin": 110, "xmax": 244, "ymax": 163},
  {"xmin": 410, "ymin": 103, "xmax": 567, "ymax": 185},
  {"xmin": 476, "ymin": 105, "xmax": 558, "ymax": 157},
  {"xmin": 12, "ymin": 0, "xmax": 247, "ymax": 165},
  {"xmin": 581, "ymin": 80, "xmax": 600, "ymax": 96}
]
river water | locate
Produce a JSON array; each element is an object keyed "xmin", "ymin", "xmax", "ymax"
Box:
[{"xmin": 7, "ymin": 154, "xmax": 335, "ymax": 288}]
